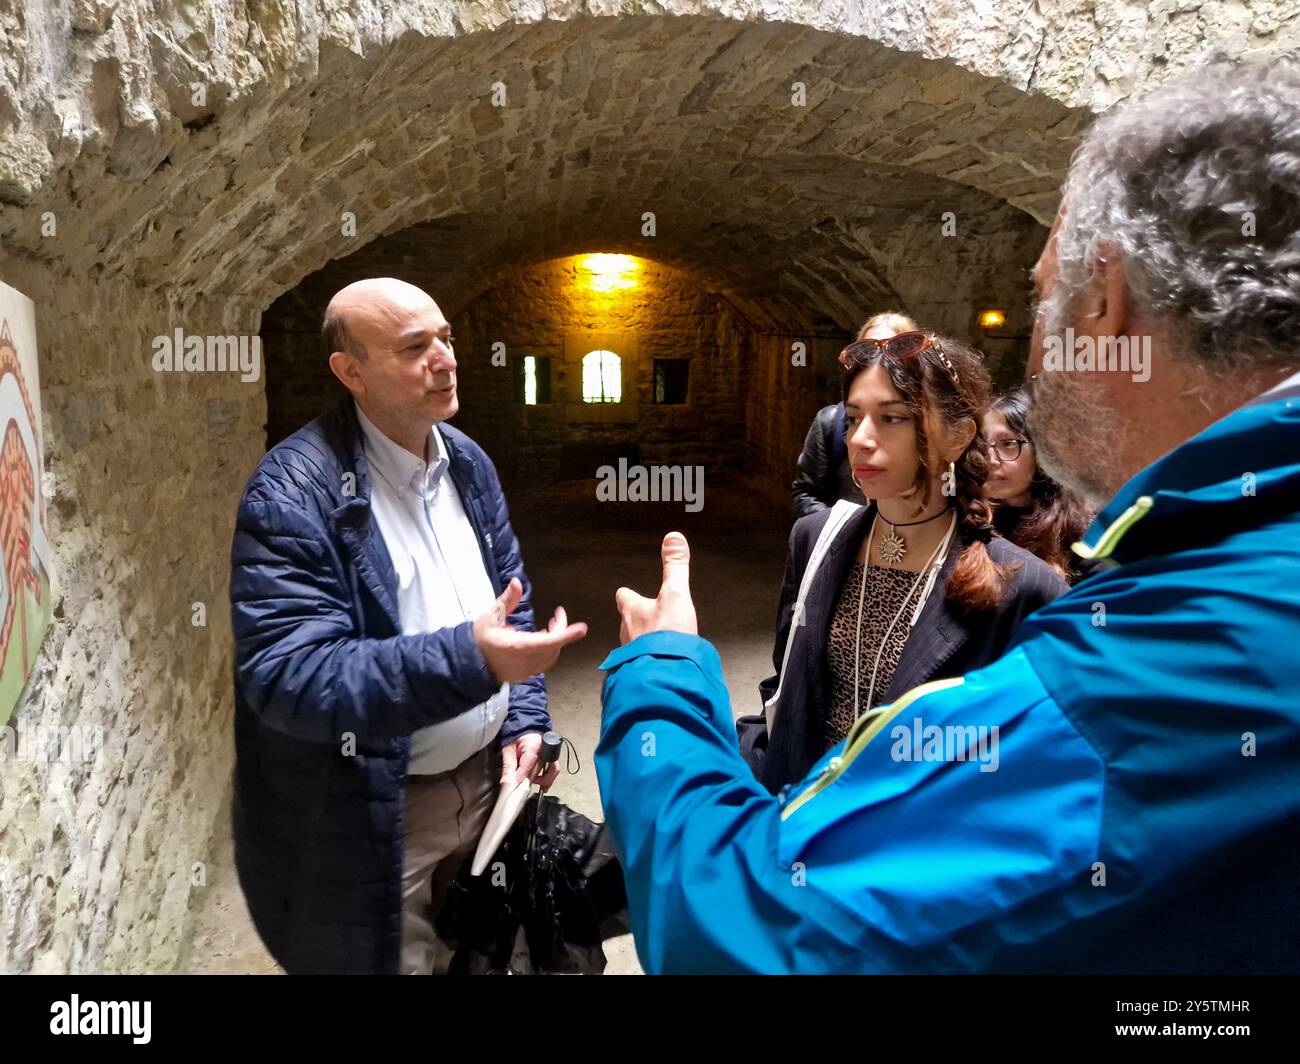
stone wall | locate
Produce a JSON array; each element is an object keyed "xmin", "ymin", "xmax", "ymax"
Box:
[
  {"xmin": 0, "ymin": 1, "xmax": 1292, "ymax": 973},
  {"xmin": 438, "ymin": 255, "xmax": 755, "ymax": 481},
  {"xmin": 0, "ymin": 263, "xmax": 263, "ymax": 972}
]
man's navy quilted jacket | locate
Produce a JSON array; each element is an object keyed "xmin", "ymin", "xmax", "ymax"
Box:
[{"xmin": 229, "ymin": 397, "xmax": 548, "ymax": 974}]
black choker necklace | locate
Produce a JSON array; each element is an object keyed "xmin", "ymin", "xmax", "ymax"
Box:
[
  {"xmin": 877, "ymin": 505, "xmax": 954, "ymax": 564},
  {"xmin": 884, "ymin": 506, "xmax": 954, "ymax": 528}
]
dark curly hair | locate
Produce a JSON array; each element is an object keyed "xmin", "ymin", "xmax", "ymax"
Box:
[{"xmin": 840, "ymin": 333, "xmax": 1014, "ymax": 612}]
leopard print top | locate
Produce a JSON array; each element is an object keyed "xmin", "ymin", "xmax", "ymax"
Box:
[{"xmin": 824, "ymin": 561, "xmax": 927, "ymax": 748}]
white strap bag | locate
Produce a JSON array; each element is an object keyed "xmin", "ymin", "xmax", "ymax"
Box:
[{"xmin": 762, "ymin": 500, "xmax": 863, "ymax": 733}]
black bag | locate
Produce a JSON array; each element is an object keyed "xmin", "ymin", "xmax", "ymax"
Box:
[{"xmin": 434, "ymin": 794, "xmax": 629, "ymax": 974}]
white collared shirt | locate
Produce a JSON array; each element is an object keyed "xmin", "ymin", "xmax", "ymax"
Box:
[{"xmin": 355, "ymin": 401, "xmax": 508, "ymax": 775}]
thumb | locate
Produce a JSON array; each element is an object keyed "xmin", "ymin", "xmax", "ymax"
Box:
[
  {"xmin": 615, "ymin": 586, "xmax": 645, "ymax": 614},
  {"xmin": 660, "ymin": 532, "xmax": 691, "ymax": 594}
]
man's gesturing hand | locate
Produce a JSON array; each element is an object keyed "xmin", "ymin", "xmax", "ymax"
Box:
[
  {"xmin": 473, "ymin": 578, "xmax": 587, "ymax": 684},
  {"xmin": 614, "ymin": 531, "xmax": 699, "ymax": 644}
]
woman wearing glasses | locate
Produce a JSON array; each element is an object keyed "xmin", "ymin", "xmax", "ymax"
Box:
[
  {"xmin": 738, "ymin": 332, "xmax": 1068, "ymax": 794},
  {"xmin": 985, "ymin": 389, "xmax": 1097, "ymax": 584}
]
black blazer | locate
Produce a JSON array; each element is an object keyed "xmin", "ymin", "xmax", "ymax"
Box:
[{"xmin": 737, "ymin": 503, "xmax": 1068, "ymax": 794}]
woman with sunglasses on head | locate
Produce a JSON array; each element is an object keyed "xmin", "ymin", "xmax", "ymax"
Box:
[
  {"xmin": 791, "ymin": 312, "xmax": 919, "ymax": 517},
  {"xmin": 984, "ymin": 389, "xmax": 1098, "ymax": 584},
  {"xmin": 738, "ymin": 332, "xmax": 1068, "ymax": 794}
]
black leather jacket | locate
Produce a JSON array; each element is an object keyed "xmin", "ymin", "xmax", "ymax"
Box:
[{"xmin": 791, "ymin": 403, "xmax": 865, "ymax": 517}]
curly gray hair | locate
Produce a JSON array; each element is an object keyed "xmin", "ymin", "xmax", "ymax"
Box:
[{"xmin": 1042, "ymin": 57, "xmax": 1300, "ymax": 369}]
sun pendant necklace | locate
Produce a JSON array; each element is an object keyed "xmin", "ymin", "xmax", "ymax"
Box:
[{"xmin": 877, "ymin": 506, "xmax": 954, "ymax": 564}]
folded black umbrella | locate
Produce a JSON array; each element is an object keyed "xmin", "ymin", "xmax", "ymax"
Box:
[{"xmin": 434, "ymin": 794, "xmax": 629, "ymax": 974}]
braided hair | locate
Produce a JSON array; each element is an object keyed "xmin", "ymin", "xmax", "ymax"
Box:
[{"xmin": 840, "ymin": 333, "xmax": 1016, "ymax": 612}]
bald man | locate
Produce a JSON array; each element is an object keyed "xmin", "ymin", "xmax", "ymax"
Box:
[{"xmin": 229, "ymin": 278, "xmax": 586, "ymax": 974}]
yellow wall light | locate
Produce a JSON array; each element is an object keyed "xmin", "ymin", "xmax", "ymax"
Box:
[
  {"xmin": 579, "ymin": 253, "xmax": 639, "ymax": 292},
  {"xmin": 979, "ymin": 308, "xmax": 1007, "ymax": 329}
]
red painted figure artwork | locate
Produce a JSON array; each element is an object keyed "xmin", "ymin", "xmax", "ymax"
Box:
[
  {"xmin": 0, "ymin": 285, "xmax": 53, "ymax": 728},
  {"xmin": 0, "ymin": 325, "xmax": 43, "ymax": 675}
]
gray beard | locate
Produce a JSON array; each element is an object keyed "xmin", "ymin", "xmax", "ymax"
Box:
[{"xmin": 1027, "ymin": 368, "xmax": 1126, "ymax": 509}]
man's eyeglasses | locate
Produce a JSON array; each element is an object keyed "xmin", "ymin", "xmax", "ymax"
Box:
[{"xmin": 986, "ymin": 438, "xmax": 1028, "ymax": 461}]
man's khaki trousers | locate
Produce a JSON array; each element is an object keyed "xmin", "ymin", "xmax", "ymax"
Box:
[{"xmin": 399, "ymin": 743, "xmax": 502, "ymax": 975}]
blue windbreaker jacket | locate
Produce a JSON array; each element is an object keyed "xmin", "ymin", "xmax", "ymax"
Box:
[{"xmin": 596, "ymin": 377, "xmax": 1300, "ymax": 973}]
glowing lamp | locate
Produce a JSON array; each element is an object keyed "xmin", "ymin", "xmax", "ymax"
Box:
[{"xmin": 579, "ymin": 254, "xmax": 639, "ymax": 292}]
